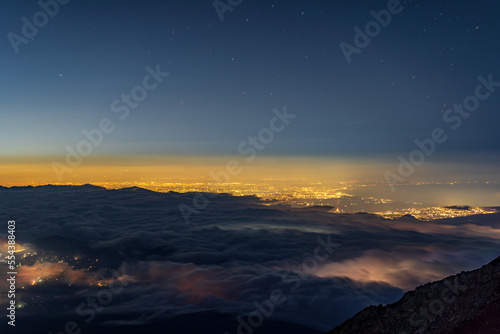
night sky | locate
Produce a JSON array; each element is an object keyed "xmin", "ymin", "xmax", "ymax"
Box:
[{"xmin": 2, "ymin": 0, "xmax": 499, "ymax": 161}]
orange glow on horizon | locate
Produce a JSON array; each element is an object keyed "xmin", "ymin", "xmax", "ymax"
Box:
[{"xmin": 0, "ymin": 155, "xmax": 392, "ymax": 187}]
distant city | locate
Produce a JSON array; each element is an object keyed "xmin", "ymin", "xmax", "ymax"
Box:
[{"xmin": 3, "ymin": 179, "xmax": 494, "ymax": 221}]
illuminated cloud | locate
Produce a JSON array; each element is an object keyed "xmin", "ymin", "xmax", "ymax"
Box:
[{"xmin": 0, "ymin": 186, "xmax": 498, "ymax": 332}]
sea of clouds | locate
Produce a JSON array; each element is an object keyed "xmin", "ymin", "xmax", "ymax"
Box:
[{"xmin": 0, "ymin": 185, "xmax": 499, "ymax": 333}]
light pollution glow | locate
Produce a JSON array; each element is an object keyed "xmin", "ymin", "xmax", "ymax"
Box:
[
  {"xmin": 2, "ymin": 154, "xmax": 499, "ymax": 185},
  {"xmin": 1, "ymin": 155, "xmax": 499, "ymax": 219}
]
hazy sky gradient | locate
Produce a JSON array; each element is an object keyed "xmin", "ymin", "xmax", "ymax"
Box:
[{"xmin": 1, "ymin": 0, "xmax": 499, "ymax": 160}]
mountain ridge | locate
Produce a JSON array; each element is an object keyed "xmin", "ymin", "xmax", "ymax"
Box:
[{"xmin": 327, "ymin": 256, "xmax": 500, "ymax": 334}]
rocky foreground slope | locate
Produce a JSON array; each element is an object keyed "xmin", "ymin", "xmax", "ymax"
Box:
[{"xmin": 327, "ymin": 256, "xmax": 500, "ymax": 334}]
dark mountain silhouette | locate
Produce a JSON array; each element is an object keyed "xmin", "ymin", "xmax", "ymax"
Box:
[
  {"xmin": 327, "ymin": 256, "xmax": 500, "ymax": 334},
  {"xmin": 395, "ymin": 214, "xmax": 420, "ymax": 222},
  {"xmin": 12, "ymin": 311, "xmax": 322, "ymax": 334}
]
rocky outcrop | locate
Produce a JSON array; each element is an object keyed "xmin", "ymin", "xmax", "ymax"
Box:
[{"xmin": 327, "ymin": 256, "xmax": 500, "ymax": 334}]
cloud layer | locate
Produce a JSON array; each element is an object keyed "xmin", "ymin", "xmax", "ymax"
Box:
[{"xmin": 0, "ymin": 185, "xmax": 499, "ymax": 332}]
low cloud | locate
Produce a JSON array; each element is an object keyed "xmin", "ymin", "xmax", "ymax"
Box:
[{"xmin": 0, "ymin": 185, "xmax": 498, "ymax": 331}]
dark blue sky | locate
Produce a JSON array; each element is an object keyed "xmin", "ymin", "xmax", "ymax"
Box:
[{"xmin": 1, "ymin": 0, "xmax": 499, "ymax": 159}]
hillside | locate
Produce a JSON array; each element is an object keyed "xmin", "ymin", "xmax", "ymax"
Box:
[{"xmin": 327, "ymin": 256, "xmax": 500, "ymax": 334}]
